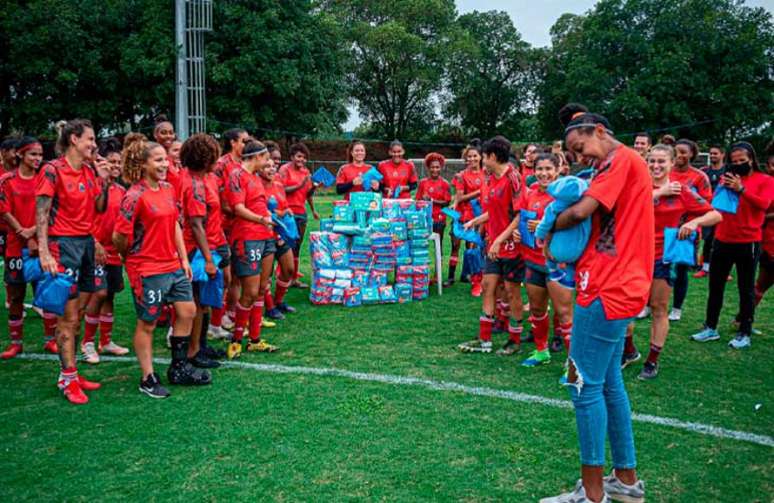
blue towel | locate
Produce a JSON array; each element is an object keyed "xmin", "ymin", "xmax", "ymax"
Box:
[
  {"xmin": 311, "ymin": 167, "xmax": 336, "ymax": 187},
  {"xmin": 663, "ymin": 227, "xmax": 697, "ymax": 266},
  {"xmin": 535, "ymin": 176, "xmax": 591, "ymax": 264},
  {"xmin": 712, "ymin": 186, "xmax": 739, "ymax": 214},
  {"xmin": 33, "ymin": 273, "xmax": 74, "ymax": 316}
]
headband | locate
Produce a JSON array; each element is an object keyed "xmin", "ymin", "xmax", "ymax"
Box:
[
  {"xmin": 16, "ymin": 142, "xmax": 42, "ymax": 155},
  {"xmin": 564, "ymin": 122, "xmax": 614, "ymax": 135},
  {"xmin": 242, "ymin": 147, "xmax": 267, "ymax": 158}
]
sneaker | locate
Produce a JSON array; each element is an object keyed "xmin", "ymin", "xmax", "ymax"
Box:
[
  {"xmin": 266, "ymin": 307, "xmax": 285, "ymax": 320},
  {"xmin": 62, "ymin": 380, "xmax": 89, "ymax": 405},
  {"xmin": 522, "ymin": 349, "xmax": 551, "ymax": 367},
  {"xmin": 693, "ymin": 270, "xmax": 707, "ymax": 279},
  {"xmin": 1, "ymin": 343, "xmax": 23, "ymax": 360},
  {"xmin": 667, "ymin": 308, "xmax": 681, "ymax": 322},
  {"xmin": 442, "ymin": 279, "xmax": 455, "ymax": 288},
  {"xmin": 246, "ymin": 340, "xmax": 278, "ymax": 353},
  {"xmin": 31, "ymin": 305, "xmax": 45, "ymax": 317},
  {"xmin": 261, "ymin": 318, "xmax": 276, "ymax": 328},
  {"xmin": 43, "ymin": 338, "xmax": 59, "ymax": 354},
  {"xmin": 540, "ymin": 480, "xmax": 611, "ymax": 503},
  {"xmin": 199, "ymin": 345, "xmax": 226, "ymax": 360},
  {"xmin": 277, "ymin": 302, "xmax": 296, "ymax": 314},
  {"xmin": 691, "ymin": 327, "xmax": 720, "ymax": 343},
  {"xmin": 636, "ymin": 306, "xmax": 650, "ymax": 320},
  {"xmin": 470, "ymin": 282, "xmax": 483, "ymax": 297},
  {"xmin": 730, "ymin": 320, "xmax": 762, "ymax": 336},
  {"xmin": 227, "ymin": 341, "xmax": 242, "ymax": 360},
  {"xmin": 496, "ymin": 339, "xmax": 521, "ymax": 356},
  {"xmin": 189, "ymin": 350, "xmax": 221, "ymax": 368},
  {"xmin": 549, "ymin": 336, "xmax": 564, "ymax": 353},
  {"xmin": 165, "ymin": 326, "xmax": 173, "ymax": 349},
  {"xmin": 638, "ymin": 361, "xmax": 658, "ymax": 380},
  {"xmin": 292, "ymin": 279, "xmax": 309, "ymax": 289},
  {"xmin": 221, "ymin": 314, "xmax": 235, "ymax": 331},
  {"xmin": 728, "ymin": 334, "xmax": 751, "ymax": 349},
  {"xmin": 139, "ymin": 372, "xmax": 170, "ymax": 399},
  {"xmin": 621, "ymin": 350, "xmax": 641, "ymax": 369},
  {"xmin": 81, "ymin": 342, "xmax": 100, "ymax": 364},
  {"xmin": 603, "ymin": 472, "xmax": 645, "ymax": 503},
  {"xmin": 167, "ymin": 360, "xmax": 212, "ymax": 385},
  {"xmin": 457, "ymin": 339, "xmax": 492, "ymax": 353},
  {"xmin": 99, "ymin": 341, "xmax": 130, "ymax": 356},
  {"xmin": 207, "ymin": 324, "xmax": 231, "ymax": 340}
]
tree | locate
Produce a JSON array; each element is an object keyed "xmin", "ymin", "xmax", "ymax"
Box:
[
  {"xmin": 536, "ymin": 0, "xmax": 774, "ymax": 143},
  {"xmin": 443, "ymin": 10, "xmax": 534, "ymax": 140}
]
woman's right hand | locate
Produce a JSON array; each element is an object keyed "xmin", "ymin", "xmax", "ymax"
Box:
[
  {"xmin": 353, "ymin": 176, "xmax": 363, "ymax": 186},
  {"xmin": 39, "ymin": 250, "xmax": 58, "ymax": 275}
]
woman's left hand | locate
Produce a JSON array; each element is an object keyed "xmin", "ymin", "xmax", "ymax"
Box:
[
  {"xmin": 182, "ymin": 259, "xmax": 193, "ymax": 280},
  {"xmin": 678, "ymin": 222, "xmax": 698, "ymax": 240},
  {"xmin": 722, "ymin": 173, "xmax": 743, "ymax": 192}
]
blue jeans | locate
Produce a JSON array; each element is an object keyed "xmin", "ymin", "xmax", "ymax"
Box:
[{"xmin": 567, "ymin": 299, "xmax": 636, "ymax": 468}]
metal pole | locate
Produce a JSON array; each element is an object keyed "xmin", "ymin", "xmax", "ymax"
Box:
[{"xmin": 174, "ymin": 0, "xmax": 189, "ymax": 140}]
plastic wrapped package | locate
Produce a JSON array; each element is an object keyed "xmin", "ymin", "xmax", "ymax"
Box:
[
  {"xmin": 382, "ymin": 199, "xmax": 402, "ymax": 219},
  {"xmin": 389, "ymin": 221, "xmax": 408, "ymax": 242},
  {"xmin": 394, "ymin": 241, "xmax": 410, "ymax": 258},
  {"xmin": 361, "ymin": 286, "xmax": 380, "ymax": 304},
  {"xmin": 395, "ymin": 283, "xmax": 413, "ymax": 303},
  {"xmin": 344, "ymin": 287, "xmax": 362, "ymax": 307},
  {"xmin": 379, "ymin": 285, "xmax": 398, "ymax": 303},
  {"xmin": 350, "ymin": 192, "xmax": 382, "ymax": 212},
  {"xmin": 409, "ymin": 227, "xmax": 430, "ymax": 240},
  {"xmin": 333, "ymin": 202, "xmax": 354, "ymax": 222},
  {"xmin": 320, "ymin": 218, "xmax": 335, "ymax": 232},
  {"xmin": 334, "ymin": 278, "xmax": 352, "ymax": 289},
  {"xmin": 369, "ymin": 218, "xmax": 391, "ymax": 233},
  {"xmin": 335, "ymin": 269, "xmax": 354, "ymax": 279}
]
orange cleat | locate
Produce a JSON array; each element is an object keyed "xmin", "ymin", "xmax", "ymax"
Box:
[
  {"xmin": 1, "ymin": 343, "xmax": 23, "ymax": 360},
  {"xmin": 62, "ymin": 380, "xmax": 89, "ymax": 405},
  {"xmin": 471, "ymin": 282, "xmax": 483, "ymax": 297},
  {"xmin": 77, "ymin": 374, "xmax": 101, "ymax": 391},
  {"xmin": 43, "ymin": 339, "xmax": 59, "ymax": 354},
  {"xmin": 693, "ymin": 270, "xmax": 707, "ymax": 279}
]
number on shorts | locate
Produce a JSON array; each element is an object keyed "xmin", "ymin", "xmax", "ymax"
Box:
[
  {"xmin": 248, "ymin": 248, "xmax": 261, "ymax": 262},
  {"xmin": 146, "ymin": 288, "xmax": 163, "ymax": 304},
  {"xmin": 95, "ymin": 265, "xmax": 105, "ymax": 276},
  {"xmin": 8, "ymin": 258, "xmax": 22, "ymax": 271}
]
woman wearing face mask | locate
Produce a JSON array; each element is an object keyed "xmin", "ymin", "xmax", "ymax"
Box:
[
  {"xmin": 691, "ymin": 142, "xmax": 774, "ymax": 349},
  {"xmin": 336, "ymin": 141, "xmax": 381, "ymax": 200},
  {"xmin": 378, "ymin": 140, "xmax": 417, "ymax": 199}
]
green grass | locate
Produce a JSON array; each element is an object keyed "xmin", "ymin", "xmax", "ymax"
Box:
[{"xmin": 1, "ymin": 194, "xmax": 772, "ymax": 502}]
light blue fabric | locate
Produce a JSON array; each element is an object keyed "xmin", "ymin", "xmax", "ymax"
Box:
[
  {"xmin": 33, "ymin": 273, "xmax": 74, "ymax": 316},
  {"xmin": 519, "ymin": 209, "xmax": 537, "ymax": 248},
  {"xmin": 535, "ymin": 176, "xmax": 591, "ymax": 264},
  {"xmin": 663, "ymin": 227, "xmax": 697, "ymax": 266},
  {"xmin": 191, "ymin": 250, "xmax": 223, "ymax": 283},
  {"xmin": 22, "ymin": 249, "xmax": 43, "ymax": 283},
  {"xmin": 712, "ymin": 185, "xmax": 739, "ymax": 214},
  {"xmin": 360, "ymin": 166, "xmax": 382, "ymax": 190},
  {"xmin": 311, "ymin": 167, "xmax": 336, "ymax": 187}
]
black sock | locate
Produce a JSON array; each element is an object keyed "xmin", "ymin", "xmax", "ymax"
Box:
[
  {"xmin": 169, "ymin": 336, "xmax": 188, "ymax": 363},
  {"xmin": 199, "ymin": 312, "xmax": 210, "ymax": 350}
]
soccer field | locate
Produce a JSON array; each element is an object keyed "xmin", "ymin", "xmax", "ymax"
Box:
[{"xmin": 1, "ymin": 195, "xmax": 772, "ymax": 502}]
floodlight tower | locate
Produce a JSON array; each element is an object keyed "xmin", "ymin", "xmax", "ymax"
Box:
[{"xmin": 175, "ymin": 0, "xmax": 213, "ymax": 140}]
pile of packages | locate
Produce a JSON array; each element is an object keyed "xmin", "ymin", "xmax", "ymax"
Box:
[{"xmin": 310, "ymin": 192, "xmax": 433, "ymax": 307}]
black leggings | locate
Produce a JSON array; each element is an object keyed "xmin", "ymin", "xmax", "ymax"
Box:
[
  {"xmin": 704, "ymin": 240, "xmax": 760, "ymax": 335},
  {"xmin": 672, "ymin": 264, "xmax": 689, "ymax": 310},
  {"xmin": 701, "ymin": 225, "xmax": 716, "ymax": 265}
]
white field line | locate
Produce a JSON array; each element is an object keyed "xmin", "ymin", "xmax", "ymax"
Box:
[{"xmin": 13, "ymin": 353, "xmax": 774, "ymax": 448}]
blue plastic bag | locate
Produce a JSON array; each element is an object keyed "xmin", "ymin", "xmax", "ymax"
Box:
[
  {"xmin": 712, "ymin": 186, "xmax": 739, "ymax": 214},
  {"xmin": 191, "ymin": 250, "xmax": 223, "ymax": 282},
  {"xmin": 199, "ymin": 269, "xmax": 224, "ymax": 308},
  {"xmin": 463, "ymin": 246, "xmax": 484, "ymax": 275},
  {"xmin": 519, "ymin": 209, "xmax": 537, "ymax": 249},
  {"xmin": 311, "ymin": 167, "xmax": 336, "ymax": 187},
  {"xmin": 273, "ymin": 213, "xmax": 300, "ymax": 247},
  {"xmin": 22, "ymin": 249, "xmax": 43, "ymax": 283},
  {"xmin": 470, "ymin": 198, "xmax": 482, "ymax": 217},
  {"xmin": 663, "ymin": 227, "xmax": 697, "ymax": 266},
  {"xmin": 361, "ymin": 166, "xmax": 383, "ymax": 191},
  {"xmin": 33, "ymin": 272, "xmax": 74, "ymax": 316}
]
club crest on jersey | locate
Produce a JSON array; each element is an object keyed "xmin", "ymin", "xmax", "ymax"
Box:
[
  {"xmin": 78, "ymin": 182, "xmax": 85, "ymax": 192},
  {"xmin": 579, "ymin": 270, "xmax": 589, "ymax": 291}
]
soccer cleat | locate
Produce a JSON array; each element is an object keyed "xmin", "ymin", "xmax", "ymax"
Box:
[
  {"xmin": 457, "ymin": 339, "xmax": 492, "ymax": 353},
  {"xmin": 247, "ymin": 340, "xmax": 278, "ymax": 353},
  {"xmin": 638, "ymin": 361, "xmax": 659, "ymax": 381},
  {"xmin": 667, "ymin": 308, "xmax": 682, "ymax": 322},
  {"xmin": 30, "ymin": 304, "xmax": 45, "ymax": 317},
  {"xmin": 693, "ymin": 270, "xmax": 707, "ymax": 279},
  {"xmin": 43, "ymin": 339, "xmax": 59, "ymax": 354},
  {"xmin": 62, "ymin": 380, "xmax": 89, "ymax": 405},
  {"xmin": 496, "ymin": 339, "xmax": 521, "ymax": 356},
  {"xmin": 603, "ymin": 472, "xmax": 646, "ymax": 503},
  {"xmin": 277, "ymin": 302, "xmax": 296, "ymax": 314},
  {"xmin": 635, "ymin": 306, "xmax": 650, "ymax": 320},
  {"xmin": 261, "ymin": 318, "xmax": 276, "ymax": 328},
  {"xmin": 522, "ymin": 349, "xmax": 551, "ymax": 367},
  {"xmin": 540, "ymin": 480, "xmax": 611, "ymax": 503},
  {"xmin": 81, "ymin": 342, "xmax": 100, "ymax": 364},
  {"xmin": 167, "ymin": 360, "xmax": 212, "ymax": 385},
  {"xmin": 470, "ymin": 282, "xmax": 483, "ymax": 297},
  {"xmin": 621, "ymin": 351, "xmax": 641, "ymax": 369},
  {"xmin": 1, "ymin": 343, "xmax": 23, "ymax": 360},
  {"xmin": 728, "ymin": 334, "xmax": 751, "ymax": 349},
  {"xmin": 189, "ymin": 350, "xmax": 221, "ymax": 369},
  {"xmin": 207, "ymin": 324, "xmax": 231, "ymax": 340},
  {"xmin": 99, "ymin": 341, "xmax": 130, "ymax": 356},
  {"xmin": 690, "ymin": 327, "xmax": 720, "ymax": 343},
  {"xmin": 227, "ymin": 341, "xmax": 242, "ymax": 360},
  {"xmin": 266, "ymin": 307, "xmax": 285, "ymax": 320},
  {"xmin": 139, "ymin": 372, "xmax": 170, "ymax": 399},
  {"xmin": 77, "ymin": 374, "xmax": 101, "ymax": 391},
  {"xmin": 292, "ymin": 279, "xmax": 309, "ymax": 289},
  {"xmin": 200, "ymin": 345, "xmax": 226, "ymax": 360},
  {"xmin": 221, "ymin": 314, "xmax": 235, "ymax": 331}
]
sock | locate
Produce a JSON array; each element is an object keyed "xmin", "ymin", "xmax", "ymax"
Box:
[
  {"xmin": 199, "ymin": 312, "xmax": 210, "ymax": 349},
  {"xmin": 496, "ymin": 302, "xmax": 508, "ymax": 327},
  {"xmin": 211, "ymin": 306, "xmax": 224, "ymax": 327},
  {"xmin": 8, "ymin": 317, "xmax": 23, "ymax": 344},
  {"xmin": 83, "ymin": 314, "xmax": 99, "ymax": 345},
  {"xmin": 264, "ymin": 291, "xmax": 275, "ymax": 312},
  {"xmin": 532, "ymin": 312, "xmax": 550, "ymax": 351},
  {"xmin": 58, "ymin": 366, "xmax": 78, "ymax": 389},
  {"xmin": 646, "ymin": 344, "xmax": 662, "ymax": 365},
  {"xmin": 274, "ymin": 279, "xmax": 291, "ymax": 305},
  {"xmin": 448, "ymin": 256, "xmax": 458, "ymax": 279},
  {"xmin": 249, "ymin": 301, "xmax": 264, "ymax": 342},
  {"xmin": 508, "ymin": 317, "xmax": 523, "ymax": 344},
  {"xmin": 293, "ymin": 256, "xmax": 300, "ymax": 279},
  {"xmin": 624, "ymin": 334, "xmax": 636, "ymax": 354},
  {"xmin": 169, "ymin": 336, "xmax": 188, "ymax": 363},
  {"xmin": 98, "ymin": 314, "xmax": 113, "ymax": 347},
  {"xmin": 232, "ymin": 303, "xmax": 251, "ymax": 342},
  {"xmin": 43, "ymin": 312, "xmax": 57, "ymax": 341},
  {"xmin": 479, "ymin": 313, "xmax": 494, "ymax": 342},
  {"xmin": 558, "ymin": 322, "xmax": 572, "ymax": 351}
]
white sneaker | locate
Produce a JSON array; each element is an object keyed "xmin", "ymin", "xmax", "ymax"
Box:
[
  {"xmin": 668, "ymin": 308, "xmax": 682, "ymax": 322},
  {"xmin": 207, "ymin": 324, "xmax": 230, "ymax": 340},
  {"xmin": 30, "ymin": 304, "xmax": 44, "ymax": 317},
  {"xmin": 166, "ymin": 326, "xmax": 173, "ymax": 348},
  {"xmin": 81, "ymin": 342, "xmax": 100, "ymax": 364},
  {"xmin": 635, "ymin": 306, "xmax": 650, "ymax": 320},
  {"xmin": 221, "ymin": 314, "xmax": 235, "ymax": 331},
  {"xmin": 100, "ymin": 341, "xmax": 130, "ymax": 356},
  {"xmin": 540, "ymin": 480, "xmax": 611, "ymax": 503}
]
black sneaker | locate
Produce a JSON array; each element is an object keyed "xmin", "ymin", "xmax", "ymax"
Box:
[
  {"xmin": 549, "ymin": 335, "xmax": 564, "ymax": 353},
  {"xmin": 167, "ymin": 360, "xmax": 212, "ymax": 385},
  {"xmin": 442, "ymin": 279, "xmax": 455, "ymax": 288},
  {"xmin": 266, "ymin": 307, "xmax": 285, "ymax": 320},
  {"xmin": 638, "ymin": 361, "xmax": 659, "ymax": 380},
  {"xmin": 189, "ymin": 350, "xmax": 221, "ymax": 369},
  {"xmin": 459, "ymin": 276, "xmax": 470, "ymax": 284},
  {"xmin": 200, "ymin": 345, "xmax": 226, "ymax": 360},
  {"xmin": 621, "ymin": 350, "xmax": 641, "ymax": 369},
  {"xmin": 277, "ymin": 302, "xmax": 296, "ymax": 314},
  {"xmin": 139, "ymin": 372, "xmax": 170, "ymax": 399}
]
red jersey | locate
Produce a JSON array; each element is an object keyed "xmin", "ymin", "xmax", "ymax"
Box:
[
  {"xmin": 214, "ymin": 154, "xmax": 242, "ymax": 231},
  {"xmin": 264, "ymin": 179, "xmax": 289, "ymax": 240},
  {"xmin": 35, "ymin": 157, "xmax": 100, "ymax": 237},
  {"xmin": 715, "ymin": 172, "xmax": 774, "ymax": 244},
  {"xmin": 576, "ymin": 146, "xmax": 654, "ymax": 320},
  {"xmin": 416, "ymin": 177, "xmax": 452, "ymax": 224},
  {"xmin": 165, "ymin": 155, "xmax": 183, "ymax": 196},
  {"xmin": 336, "ymin": 163, "xmax": 373, "ymax": 201},
  {"xmin": 519, "ymin": 186, "xmax": 554, "ymax": 266},
  {"xmin": 0, "ymin": 170, "xmax": 37, "ymax": 256},
  {"xmin": 763, "ymin": 200, "xmax": 774, "ymax": 257},
  {"xmin": 378, "ymin": 159, "xmax": 417, "ymax": 199},
  {"xmin": 452, "ymin": 167, "xmax": 486, "ymax": 222},
  {"xmin": 93, "ymin": 183, "xmax": 126, "ymax": 266},
  {"xmin": 652, "ymin": 184, "xmax": 713, "ymax": 260},
  {"xmin": 180, "ymin": 170, "xmax": 227, "ymax": 253},
  {"xmin": 277, "ymin": 162, "xmax": 312, "ymax": 215},
  {"xmin": 482, "ymin": 166, "xmax": 522, "ymax": 259},
  {"xmin": 115, "ymin": 180, "xmax": 181, "ymax": 278},
  {"xmin": 670, "ymin": 166, "xmax": 712, "ymax": 201},
  {"xmin": 224, "ymin": 167, "xmax": 273, "ymax": 242}
]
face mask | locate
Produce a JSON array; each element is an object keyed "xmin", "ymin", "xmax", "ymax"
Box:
[{"xmin": 729, "ymin": 162, "xmax": 752, "ymax": 176}]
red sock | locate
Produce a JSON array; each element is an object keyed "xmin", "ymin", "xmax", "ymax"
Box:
[
  {"xmin": 558, "ymin": 322, "xmax": 572, "ymax": 351},
  {"xmin": 233, "ymin": 303, "xmax": 251, "ymax": 342},
  {"xmin": 508, "ymin": 318, "xmax": 523, "ymax": 344},
  {"xmin": 532, "ymin": 313, "xmax": 550, "ymax": 351},
  {"xmin": 249, "ymin": 300, "xmax": 264, "ymax": 342},
  {"xmin": 646, "ymin": 344, "xmax": 662, "ymax": 365},
  {"xmin": 98, "ymin": 314, "xmax": 113, "ymax": 347},
  {"xmin": 210, "ymin": 307, "xmax": 224, "ymax": 327},
  {"xmin": 293, "ymin": 256, "xmax": 300, "ymax": 279},
  {"xmin": 8, "ymin": 317, "xmax": 23, "ymax": 343},
  {"xmin": 83, "ymin": 315, "xmax": 99, "ymax": 345},
  {"xmin": 479, "ymin": 314, "xmax": 494, "ymax": 342},
  {"xmin": 274, "ymin": 279, "xmax": 291, "ymax": 305},
  {"xmin": 264, "ymin": 291, "xmax": 275, "ymax": 312},
  {"xmin": 624, "ymin": 334, "xmax": 637, "ymax": 354},
  {"xmin": 43, "ymin": 312, "xmax": 57, "ymax": 341}
]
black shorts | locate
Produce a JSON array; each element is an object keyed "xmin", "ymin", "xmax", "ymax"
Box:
[
  {"xmin": 232, "ymin": 239, "xmax": 274, "ymax": 278},
  {"xmin": 483, "ymin": 256, "xmax": 525, "ymax": 283},
  {"xmin": 525, "ymin": 262, "xmax": 548, "ymax": 288},
  {"xmin": 215, "ymin": 244, "xmax": 231, "ymax": 268},
  {"xmin": 275, "ymin": 239, "xmax": 293, "ymax": 258},
  {"xmin": 132, "ymin": 269, "xmax": 193, "ymax": 322},
  {"xmin": 94, "ymin": 264, "xmax": 125, "ymax": 294},
  {"xmin": 49, "ymin": 236, "xmax": 96, "ymax": 298},
  {"xmin": 432, "ymin": 222, "xmax": 445, "ymax": 236},
  {"xmin": 653, "ymin": 259, "xmax": 674, "ymax": 287},
  {"xmin": 4, "ymin": 255, "xmax": 26, "ymax": 285}
]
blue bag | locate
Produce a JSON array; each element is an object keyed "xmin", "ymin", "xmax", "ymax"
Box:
[
  {"xmin": 22, "ymin": 249, "xmax": 43, "ymax": 283},
  {"xmin": 470, "ymin": 198, "xmax": 482, "ymax": 217},
  {"xmin": 452, "ymin": 221, "xmax": 485, "ymax": 247},
  {"xmin": 519, "ymin": 209, "xmax": 537, "ymax": 249},
  {"xmin": 663, "ymin": 227, "xmax": 697, "ymax": 266},
  {"xmin": 273, "ymin": 213, "xmax": 300, "ymax": 247},
  {"xmin": 311, "ymin": 167, "xmax": 336, "ymax": 187},
  {"xmin": 33, "ymin": 272, "xmax": 74, "ymax": 316},
  {"xmin": 199, "ymin": 269, "xmax": 224, "ymax": 308},
  {"xmin": 441, "ymin": 207, "xmax": 461, "ymax": 221},
  {"xmin": 360, "ymin": 166, "xmax": 383, "ymax": 191},
  {"xmin": 712, "ymin": 186, "xmax": 739, "ymax": 214},
  {"xmin": 191, "ymin": 250, "xmax": 223, "ymax": 282},
  {"xmin": 463, "ymin": 246, "xmax": 484, "ymax": 275}
]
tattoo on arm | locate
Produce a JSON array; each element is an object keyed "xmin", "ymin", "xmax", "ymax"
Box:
[{"xmin": 36, "ymin": 196, "xmax": 52, "ymax": 254}]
